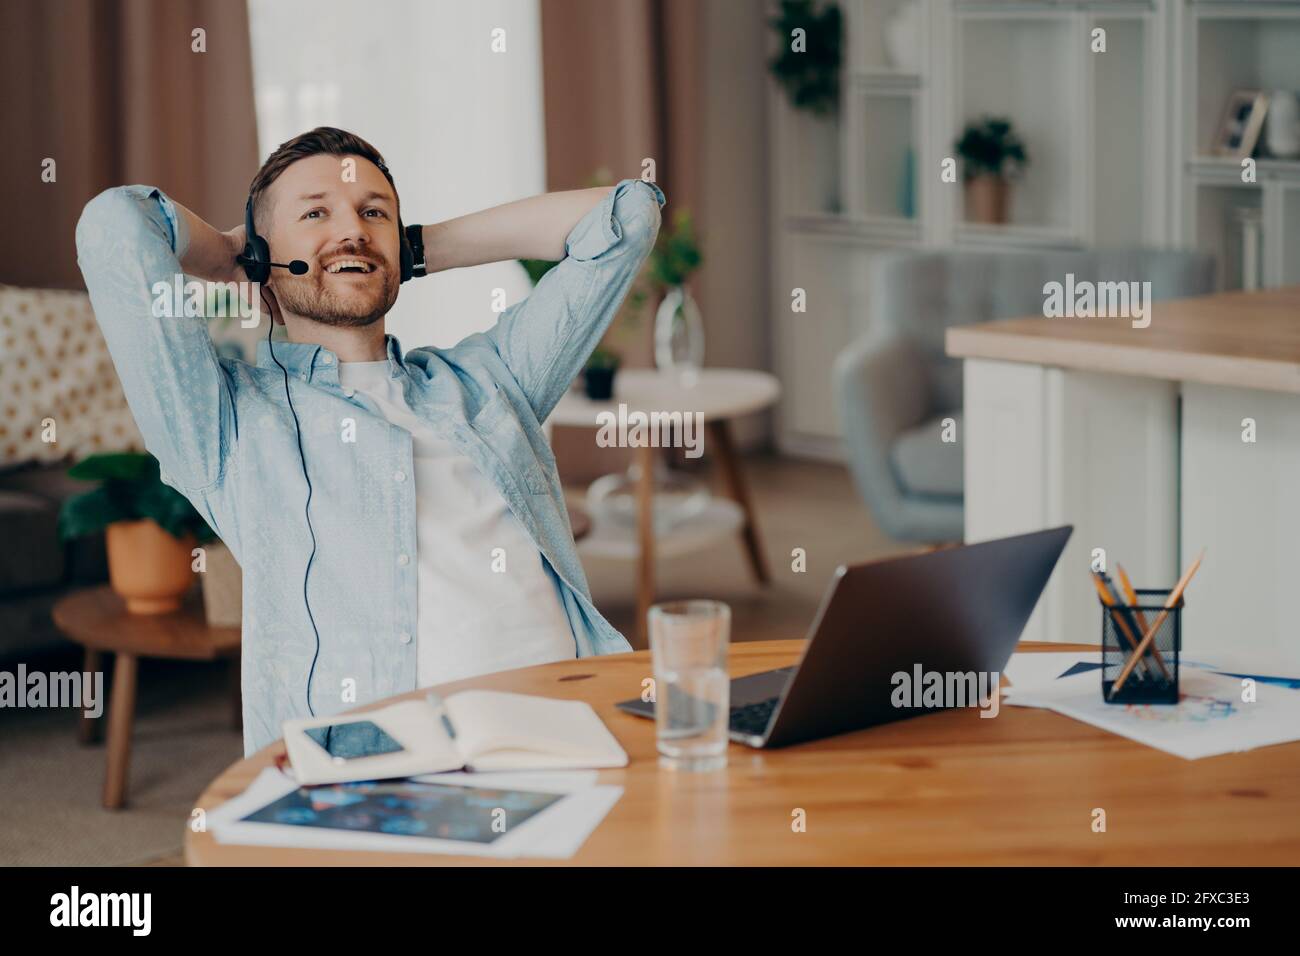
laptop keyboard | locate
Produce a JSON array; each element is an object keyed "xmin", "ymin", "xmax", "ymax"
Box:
[{"xmin": 729, "ymin": 696, "xmax": 780, "ymax": 736}]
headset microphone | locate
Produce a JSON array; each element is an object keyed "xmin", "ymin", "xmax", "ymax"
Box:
[{"xmin": 237, "ymin": 254, "xmax": 309, "ymax": 275}]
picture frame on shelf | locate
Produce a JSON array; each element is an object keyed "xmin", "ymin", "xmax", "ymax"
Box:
[{"xmin": 1213, "ymin": 90, "xmax": 1269, "ymax": 161}]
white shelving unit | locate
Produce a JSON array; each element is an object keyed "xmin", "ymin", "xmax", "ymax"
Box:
[
  {"xmin": 1174, "ymin": 1, "xmax": 1300, "ymax": 290},
  {"xmin": 767, "ymin": 0, "xmax": 1162, "ymax": 457},
  {"xmin": 768, "ymin": 0, "xmax": 1299, "ymax": 460}
]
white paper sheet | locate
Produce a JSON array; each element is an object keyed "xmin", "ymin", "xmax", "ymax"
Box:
[
  {"xmin": 1005, "ymin": 667, "xmax": 1300, "ymax": 759},
  {"xmin": 1002, "ymin": 651, "xmax": 1101, "ymax": 692}
]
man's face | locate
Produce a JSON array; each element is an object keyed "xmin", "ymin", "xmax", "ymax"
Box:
[{"xmin": 261, "ymin": 153, "xmax": 401, "ymax": 327}]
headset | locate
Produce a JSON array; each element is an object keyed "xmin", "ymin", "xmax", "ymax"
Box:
[{"xmin": 236, "ymin": 157, "xmax": 423, "ymax": 717}]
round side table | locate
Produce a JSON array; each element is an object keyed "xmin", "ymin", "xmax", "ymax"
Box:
[
  {"xmin": 52, "ymin": 585, "xmax": 241, "ymax": 810},
  {"xmin": 552, "ymin": 368, "xmax": 781, "ymax": 643}
]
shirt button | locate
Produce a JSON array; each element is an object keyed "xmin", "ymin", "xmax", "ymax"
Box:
[
  {"xmin": 399, "ymin": 631, "xmax": 412, "ymax": 645},
  {"xmin": 398, "ymin": 553, "xmax": 410, "ymax": 566},
  {"xmin": 342, "ymin": 387, "xmax": 355, "ymax": 398},
  {"xmin": 321, "ymin": 354, "xmax": 333, "ymax": 365},
  {"xmin": 394, "ymin": 470, "xmax": 406, "ymax": 482}
]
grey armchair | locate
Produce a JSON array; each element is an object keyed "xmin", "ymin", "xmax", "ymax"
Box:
[{"xmin": 832, "ymin": 248, "xmax": 1216, "ymax": 543}]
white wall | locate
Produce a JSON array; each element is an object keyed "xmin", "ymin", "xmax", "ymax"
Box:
[{"xmin": 247, "ymin": 0, "xmax": 545, "ymax": 349}]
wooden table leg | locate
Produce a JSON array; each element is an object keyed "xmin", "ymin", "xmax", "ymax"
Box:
[
  {"xmin": 79, "ymin": 647, "xmax": 103, "ymax": 745},
  {"xmin": 708, "ymin": 419, "xmax": 771, "ymax": 585},
  {"xmin": 103, "ymin": 651, "xmax": 138, "ymax": 810},
  {"xmin": 636, "ymin": 443, "xmax": 656, "ymax": 648}
]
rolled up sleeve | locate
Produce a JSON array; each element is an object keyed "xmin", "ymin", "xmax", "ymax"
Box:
[
  {"xmin": 75, "ymin": 185, "xmax": 235, "ymax": 494},
  {"xmin": 481, "ymin": 178, "xmax": 665, "ymax": 422}
]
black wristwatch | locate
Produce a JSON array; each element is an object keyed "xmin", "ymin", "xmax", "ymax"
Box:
[{"xmin": 405, "ymin": 222, "xmax": 427, "ymax": 278}]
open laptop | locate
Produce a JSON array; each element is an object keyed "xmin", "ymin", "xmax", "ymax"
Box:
[{"xmin": 615, "ymin": 525, "xmax": 1072, "ymax": 748}]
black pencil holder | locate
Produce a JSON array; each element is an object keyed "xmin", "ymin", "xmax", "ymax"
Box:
[{"xmin": 1101, "ymin": 587, "xmax": 1181, "ymax": 704}]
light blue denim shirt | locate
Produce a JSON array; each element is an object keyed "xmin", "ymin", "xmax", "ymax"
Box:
[{"xmin": 76, "ymin": 177, "xmax": 665, "ymax": 756}]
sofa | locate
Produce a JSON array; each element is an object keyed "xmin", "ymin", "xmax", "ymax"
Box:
[
  {"xmin": 0, "ymin": 464, "xmax": 110, "ymax": 659},
  {"xmin": 0, "ymin": 283, "xmax": 143, "ymax": 661}
]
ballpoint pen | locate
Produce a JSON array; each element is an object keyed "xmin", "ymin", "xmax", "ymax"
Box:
[{"xmin": 426, "ymin": 691, "xmax": 458, "ymax": 741}]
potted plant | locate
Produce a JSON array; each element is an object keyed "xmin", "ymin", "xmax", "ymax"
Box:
[
  {"xmin": 767, "ymin": 0, "xmax": 843, "ymax": 117},
  {"xmin": 583, "ymin": 348, "xmax": 621, "ymax": 400},
  {"xmin": 649, "ymin": 209, "xmax": 705, "ymax": 385},
  {"xmin": 955, "ymin": 116, "xmax": 1028, "ymax": 225},
  {"xmin": 768, "ymin": 0, "xmax": 843, "ymax": 213},
  {"xmin": 58, "ymin": 452, "xmax": 214, "ymax": 614}
]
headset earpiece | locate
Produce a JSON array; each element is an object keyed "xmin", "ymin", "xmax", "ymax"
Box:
[
  {"xmin": 397, "ymin": 216, "xmax": 414, "ymax": 284},
  {"xmin": 375, "ymin": 159, "xmax": 414, "ymax": 284},
  {"xmin": 240, "ymin": 197, "xmax": 272, "ymax": 284}
]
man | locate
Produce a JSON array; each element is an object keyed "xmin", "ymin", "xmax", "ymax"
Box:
[{"xmin": 76, "ymin": 127, "xmax": 665, "ymax": 755}]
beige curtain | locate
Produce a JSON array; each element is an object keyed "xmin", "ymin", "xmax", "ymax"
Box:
[
  {"xmin": 0, "ymin": 0, "xmax": 259, "ymax": 290},
  {"xmin": 539, "ymin": 0, "xmax": 772, "ymax": 477},
  {"xmin": 540, "ymin": 0, "xmax": 705, "ymax": 359}
]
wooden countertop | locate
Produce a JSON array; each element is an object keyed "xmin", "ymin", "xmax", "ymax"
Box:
[
  {"xmin": 945, "ymin": 286, "xmax": 1300, "ymax": 393},
  {"xmin": 186, "ymin": 639, "xmax": 1300, "ymax": 866}
]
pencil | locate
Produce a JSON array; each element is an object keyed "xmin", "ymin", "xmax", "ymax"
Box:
[
  {"xmin": 1091, "ymin": 572, "xmax": 1154, "ymax": 680},
  {"xmin": 1115, "ymin": 564, "xmax": 1170, "ymax": 679},
  {"xmin": 1108, "ymin": 550, "xmax": 1204, "ymax": 700}
]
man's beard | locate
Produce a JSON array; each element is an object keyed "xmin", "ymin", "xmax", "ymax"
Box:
[{"xmin": 272, "ymin": 264, "xmax": 399, "ymax": 328}]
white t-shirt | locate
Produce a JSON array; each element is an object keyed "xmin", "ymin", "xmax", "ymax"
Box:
[{"xmin": 337, "ymin": 360, "xmax": 577, "ymax": 686}]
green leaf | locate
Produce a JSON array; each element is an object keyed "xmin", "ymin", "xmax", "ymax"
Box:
[
  {"xmin": 58, "ymin": 487, "xmax": 131, "ymax": 541},
  {"xmin": 518, "ymin": 258, "xmax": 559, "ymax": 286},
  {"xmin": 648, "ymin": 208, "xmax": 703, "ymax": 289},
  {"xmin": 585, "ymin": 348, "xmax": 620, "ymax": 370},
  {"xmin": 954, "ymin": 116, "xmax": 1029, "ymax": 179},
  {"xmin": 60, "ymin": 450, "xmax": 213, "ymax": 542},
  {"xmin": 67, "ymin": 451, "xmax": 155, "ymax": 482},
  {"xmin": 132, "ymin": 480, "xmax": 208, "ymax": 540},
  {"xmin": 767, "ymin": 0, "xmax": 843, "ymax": 117}
]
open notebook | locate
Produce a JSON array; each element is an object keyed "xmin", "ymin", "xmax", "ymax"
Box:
[{"xmin": 283, "ymin": 690, "xmax": 629, "ymax": 785}]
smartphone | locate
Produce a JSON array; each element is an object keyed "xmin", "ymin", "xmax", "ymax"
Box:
[{"xmin": 304, "ymin": 719, "xmax": 406, "ymax": 761}]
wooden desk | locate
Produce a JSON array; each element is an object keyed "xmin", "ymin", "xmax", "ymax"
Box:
[
  {"xmin": 185, "ymin": 639, "xmax": 1300, "ymax": 865},
  {"xmin": 946, "ymin": 287, "xmax": 1300, "ymax": 667},
  {"xmin": 946, "ymin": 286, "xmax": 1300, "ymax": 393}
]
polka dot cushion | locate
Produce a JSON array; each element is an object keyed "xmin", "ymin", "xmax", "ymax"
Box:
[{"xmin": 0, "ymin": 284, "xmax": 144, "ymax": 468}]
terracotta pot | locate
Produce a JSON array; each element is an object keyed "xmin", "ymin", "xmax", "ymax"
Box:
[
  {"xmin": 200, "ymin": 539, "xmax": 243, "ymax": 628},
  {"xmin": 105, "ymin": 519, "xmax": 197, "ymax": 614},
  {"xmin": 965, "ymin": 174, "xmax": 1010, "ymax": 225}
]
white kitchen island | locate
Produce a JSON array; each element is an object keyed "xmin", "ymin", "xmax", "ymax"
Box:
[{"xmin": 946, "ymin": 287, "xmax": 1300, "ymax": 670}]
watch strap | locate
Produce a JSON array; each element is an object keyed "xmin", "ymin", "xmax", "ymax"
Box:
[{"xmin": 405, "ymin": 222, "xmax": 427, "ymax": 278}]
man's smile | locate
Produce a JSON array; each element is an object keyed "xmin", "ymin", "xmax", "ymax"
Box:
[{"xmin": 322, "ymin": 257, "xmax": 379, "ymax": 275}]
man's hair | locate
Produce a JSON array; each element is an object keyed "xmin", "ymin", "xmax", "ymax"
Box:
[{"xmin": 247, "ymin": 126, "xmax": 397, "ymax": 232}]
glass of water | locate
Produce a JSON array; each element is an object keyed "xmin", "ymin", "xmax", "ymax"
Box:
[{"xmin": 648, "ymin": 600, "xmax": 730, "ymax": 772}]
